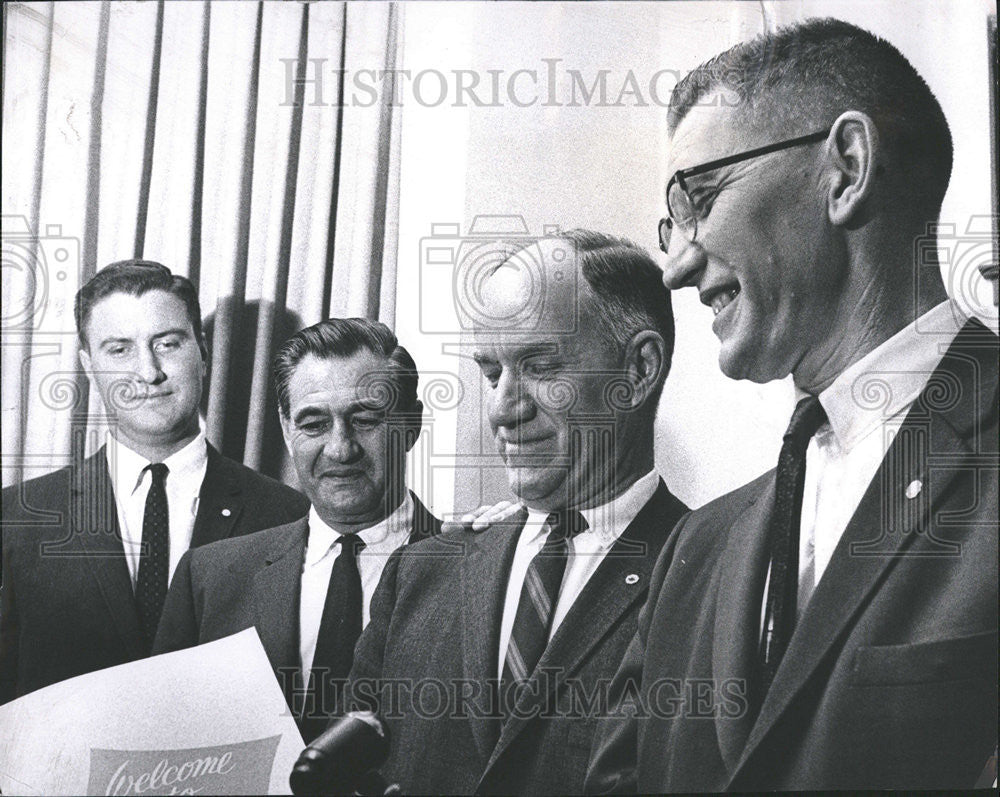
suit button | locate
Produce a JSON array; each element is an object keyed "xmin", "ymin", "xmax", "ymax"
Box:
[
  {"xmin": 221, "ymin": 508, "xmax": 232, "ymax": 517},
  {"xmin": 904, "ymin": 479, "xmax": 922, "ymax": 499}
]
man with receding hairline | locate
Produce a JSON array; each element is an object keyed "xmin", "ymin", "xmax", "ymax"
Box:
[
  {"xmin": 586, "ymin": 18, "xmax": 997, "ymax": 792},
  {"xmin": 332, "ymin": 229, "xmax": 688, "ymax": 795}
]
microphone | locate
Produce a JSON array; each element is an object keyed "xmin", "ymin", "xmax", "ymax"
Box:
[{"xmin": 290, "ymin": 711, "xmax": 390, "ymax": 795}]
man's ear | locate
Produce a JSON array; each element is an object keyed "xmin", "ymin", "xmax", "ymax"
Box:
[
  {"xmin": 824, "ymin": 111, "xmax": 879, "ymax": 227},
  {"xmin": 78, "ymin": 345, "xmax": 93, "ymax": 378},
  {"xmin": 622, "ymin": 331, "xmax": 665, "ymax": 410},
  {"xmin": 198, "ymin": 332, "xmax": 209, "ymax": 375},
  {"xmin": 278, "ymin": 412, "xmax": 293, "ymax": 452},
  {"xmin": 404, "ymin": 400, "xmax": 424, "ymax": 452}
]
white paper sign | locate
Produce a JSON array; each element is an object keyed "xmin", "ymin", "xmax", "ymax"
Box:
[{"xmin": 0, "ymin": 629, "xmax": 305, "ymax": 795}]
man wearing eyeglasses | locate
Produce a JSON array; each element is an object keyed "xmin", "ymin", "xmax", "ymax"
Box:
[{"xmin": 587, "ymin": 17, "xmax": 997, "ymax": 793}]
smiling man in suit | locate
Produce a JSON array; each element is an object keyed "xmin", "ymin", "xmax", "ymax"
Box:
[
  {"xmin": 153, "ymin": 318, "xmax": 441, "ymax": 741},
  {"xmin": 586, "ymin": 18, "xmax": 998, "ymax": 792},
  {"xmin": 0, "ymin": 261, "xmax": 308, "ymax": 704},
  {"xmin": 334, "ymin": 229, "xmax": 688, "ymax": 795}
]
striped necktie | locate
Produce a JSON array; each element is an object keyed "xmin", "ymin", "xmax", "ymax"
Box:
[{"xmin": 501, "ymin": 510, "xmax": 588, "ymax": 708}]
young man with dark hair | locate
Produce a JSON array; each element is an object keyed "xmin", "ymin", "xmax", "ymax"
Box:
[
  {"xmin": 153, "ymin": 317, "xmax": 440, "ymax": 742},
  {"xmin": 1, "ymin": 260, "xmax": 308, "ymax": 704}
]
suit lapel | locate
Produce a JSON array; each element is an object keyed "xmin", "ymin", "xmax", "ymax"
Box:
[
  {"xmin": 729, "ymin": 319, "xmax": 998, "ymax": 786},
  {"xmin": 72, "ymin": 447, "xmax": 145, "ymax": 659},
  {"xmin": 460, "ymin": 508, "xmax": 525, "ymax": 764},
  {"xmin": 483, "ymin": 484, "xmax": 678, "ymax": 779},
  {"xmin": 191, "ymin": 445, "xmax": 244, "ymax": 548},
  {"xmin": 251, "ymin": 518, "xmax": 309, "ymax": 701},
  {"xmin": 711, "ymin": 478, "xmax": 773, "ymax": 773}
]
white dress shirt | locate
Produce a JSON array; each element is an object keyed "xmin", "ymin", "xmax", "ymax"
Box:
[
  {"xmin": 497, "ymin": 470, "xmax": 660, "ymax": 681},
  {"xmin": 106, "ymin": 430, "xmax": 209, "ymax": 588},
  {"xmin": 760, "ymin": 300, "xmax": 967, "ymax": 632},
  {"xmin": 298, "ymin": 492, "xmax": 414, "ymax": 677}
]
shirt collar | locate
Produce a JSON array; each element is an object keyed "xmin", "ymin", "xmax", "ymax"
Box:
[
  {"xmin": 106, "ymin": 426, "xmax": 208, "ymax": 495},
  {"xmin": 807, "ymin": 300, "xmax": 967, "ymax": 451},
  {"xmin": 305, "ymin": 491, "xmax": 414, "ymax": 566},
  {"xmin": 524, "ymin": 469, "xmax": 660, "ymax": 550}
]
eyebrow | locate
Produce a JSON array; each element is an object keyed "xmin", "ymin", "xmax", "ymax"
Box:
[
  {"xmin": 96, "ymin": 328, "xmax": 190, "ymax": 349},
  {"xmin": 290, "ymin": 401, "xmax": 381, "ymax": 425}
]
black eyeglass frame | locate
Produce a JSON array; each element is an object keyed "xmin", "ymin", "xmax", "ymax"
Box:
[{"xmin": 658, "ymin": 128, "xmax": 831, "ymax": 253}]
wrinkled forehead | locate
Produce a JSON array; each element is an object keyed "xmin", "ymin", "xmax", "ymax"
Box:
[
  {"xmin": 469, "ymin": 237, "xmax": 584, "ymax": 341},
  {"xmin": 289, "ymin": 351, "xmax": 398, "ymax": 411}
]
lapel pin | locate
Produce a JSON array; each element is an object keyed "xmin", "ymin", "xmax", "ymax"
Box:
[
  {"xmin": 221, "ymin": 508, "xmax": 232, "ymax": 517},
  {"xmin": 625, "ymin": 573, "xmax": 639, "ymax": 585},
  {"xmin": 904, "ymin": 480, "xmax": 922, "ymax": 500}
]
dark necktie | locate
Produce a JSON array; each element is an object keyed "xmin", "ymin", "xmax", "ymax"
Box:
[
  {"xmin": 501, "ymin": 510, "xmax": 589, "ymax": 702},
  {"xmin": 305, "ymin": 534, "xmax": 366, "ymax": 734},
  {"xmin": 759, "ymin": 395, "xmax": 828, "ymax": 697},
  {"xmin": 136, "ymin": 462, "xmax": 169, "ymax": 652}
]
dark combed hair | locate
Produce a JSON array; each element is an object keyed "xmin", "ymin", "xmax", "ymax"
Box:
[
  {"xmin": 74, "ymin": 260, "xmax": 204, "ymax": 349},
  {"xmin": 273, "ymin": 317, "xmax": 420, "ymax": 418},
  {"xmin": 667, "ymin": 17, "xmax": 953, "ymax": 219},
  {"xmin": 556, "ymin": 228, "xmax": 675, "ymax": 378}
]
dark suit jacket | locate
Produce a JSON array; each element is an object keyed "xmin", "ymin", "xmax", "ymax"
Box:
[
  {"xmin": 0, "ymin": 444, "xmax": 308, "ymax": 704},
  {"xmin": 347, "ymin": 481, "xmax": 687, "ymax": 795},
  {"xmin": 151, "ymin": 493, "xmax": 441, "ymax": 739},
  {"xmin": 586, "ymin": 319, "xmax": 999, "ymax": 792}
]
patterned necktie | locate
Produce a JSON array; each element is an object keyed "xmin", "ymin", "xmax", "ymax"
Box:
[
  {"xmin": 501, "ymin": 510, "xmax": 589, "ymax": 703},
  {"xmin": 136, "ymin": 462, "xmax": 169, "ymax": 652},
  {"xmin": 304, "ymin": 534, "xmax": 366, "ymax": 737},
  {"xmin": 759, "ymin": 395, "xmax": 828, "ymax": 697}
]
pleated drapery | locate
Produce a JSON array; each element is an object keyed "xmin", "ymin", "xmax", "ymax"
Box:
[{"xmin": 2, "ymin": 1, "xmax": 404, "ymax": 486}]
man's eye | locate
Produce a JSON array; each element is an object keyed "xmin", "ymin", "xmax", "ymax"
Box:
[
  {"xmin": 298, "ymin": 420, "xmax": 329, "ymax": 435},
  {"xmin": 155, "ymin": 338, "xmax": 180, "ymax": 352},
  {"xmin": 108, "ymin": 346, "xmax": 128, "ymax": 356},
  {"xmin": 352, "ymin": 416, "xmax": 382, "ymax": 430},
  {"xmin": 688, "ymin": 187, "xmax": 718, "ymax": 218},
  {"xmin": 522, "ymin": 359, "xmax": 558, "ymax": 378}
]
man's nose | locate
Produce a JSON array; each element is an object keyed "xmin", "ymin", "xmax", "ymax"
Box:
[
  {"xmin": 323, "ymin": 419, "xmax": 361, "ymax": 462},
  {"xmin": 661, "ymin": 234, "xmax": 707, "ymax": 291},
  {"xmin": 487, "ymin": 371, "xmax": 536, "ymax": 430},
  {"xmin": 134, "ymin": 347, "xmax": 166, "ymax": 384}
]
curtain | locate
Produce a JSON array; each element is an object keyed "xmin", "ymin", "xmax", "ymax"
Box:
[{"xmin": 1, "ymin": 0, "xmax": 404, "ymax": 487}]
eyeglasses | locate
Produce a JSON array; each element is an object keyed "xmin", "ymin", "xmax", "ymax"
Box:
[{"xmin": 658, "ymin": 128, "xmax": 831, "ymax": 253}]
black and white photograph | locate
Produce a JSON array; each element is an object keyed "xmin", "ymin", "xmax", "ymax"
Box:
[{"xmin": 1, "ymin": 0, "xmax": 997, "ymax": 793}]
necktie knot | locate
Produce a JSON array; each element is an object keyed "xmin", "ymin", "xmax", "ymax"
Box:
[
  {"xmin": 336, "ymin": 533, "xmax": 365, "ymax": 559},
  {"xmin": 783, "ymin": 396, "xmax": 827, "ymax": 449},
  {"xmin": 543, "ymin": 510, "xmax": 589, "ymax": 544},
  {"xmin": 146, "ymin": 462, "xmax": 169, "ymax": 484}
]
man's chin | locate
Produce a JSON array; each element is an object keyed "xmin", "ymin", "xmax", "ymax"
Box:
[{"xmin": 507, "ymin": 469, "xmax": 566, "ymax": 508}]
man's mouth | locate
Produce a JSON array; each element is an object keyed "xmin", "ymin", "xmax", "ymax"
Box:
[
  {"xmin": 707, "ymin": 286, "xmax": 740, "ymax": 316},
  {"xmin": 500, "ymin": 434, "xmax": 553, "ymax": 450}
]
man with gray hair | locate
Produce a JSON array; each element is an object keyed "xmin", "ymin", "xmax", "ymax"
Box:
[
  {"xmin": 154, "ymin": 317, "xmax": 441, "ymax": 742},
  {"xmin": 587, "ymin": 18, "xmax": 997, "ymax": 792},
  {"xmin": 320, "ymin": 229, "xmax": 688, "ymax": 795}
]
